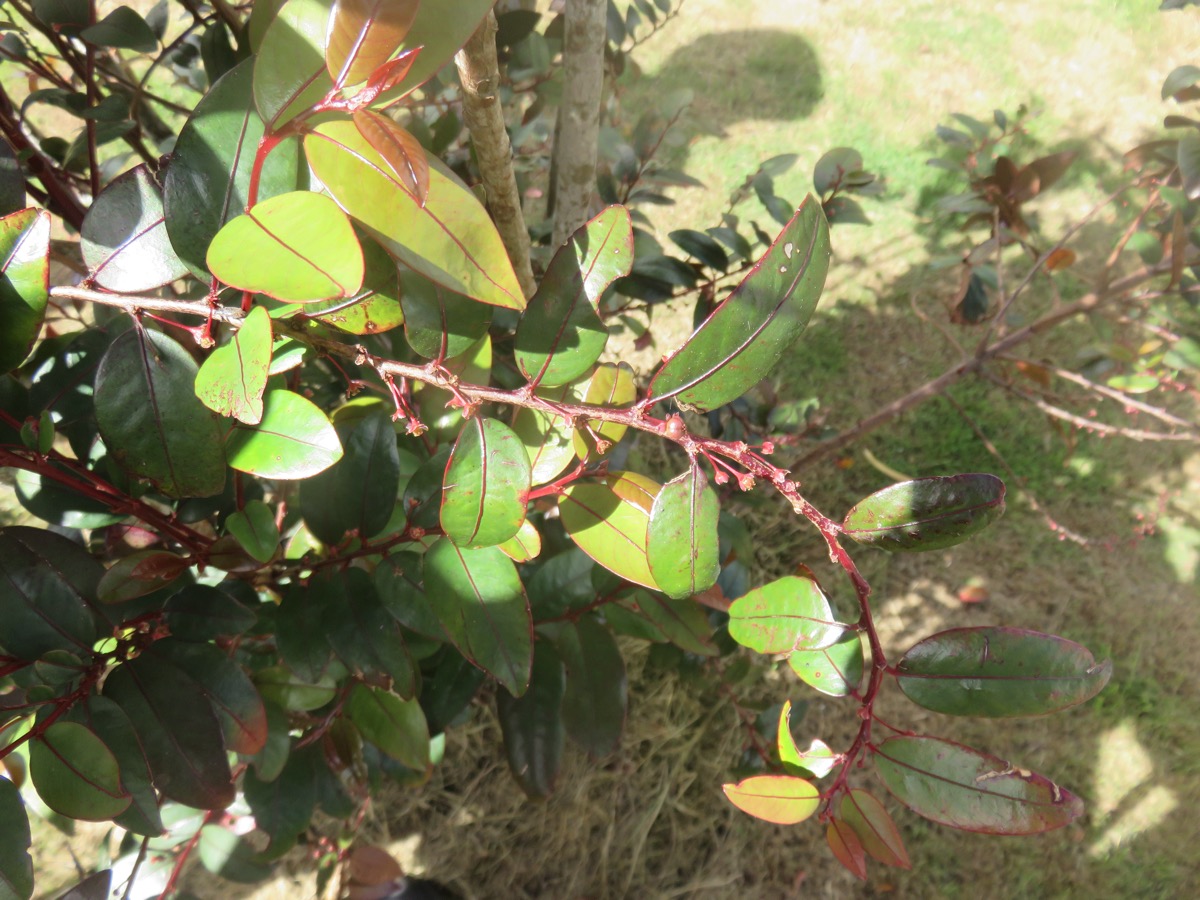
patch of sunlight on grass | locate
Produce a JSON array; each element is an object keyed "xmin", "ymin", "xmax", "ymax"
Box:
[
  {"xmin": 1066, "ymin": 455, "xmax": 1097, "ymax": 478},
  {"xmin": 1156, "ymin": 519, "xmax": 1200, "ymax": 584},
  {"xmin": 1089, "ymin": 719, "xmax": 1178, "ymax": 859}
]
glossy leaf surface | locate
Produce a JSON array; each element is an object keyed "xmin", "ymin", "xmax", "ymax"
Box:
[
  {"xmin": 423, "ymin": 539, "xmax": 533, "ymax": 696},
  {"xmin": 346, "ymin": 684, "xmax": 429, "ymax": 770},
  {"xmin": 553, "ymin": 617, "xmax": 627, "ymax": 757},
  {"xmin": 559, "ymin": 472, "xmax": 660, "ymax": 591},
  {"xmin": 497, "ymin": 641, "xmax": 565, "ymax": 799},
  {"xmin": 515, "ymin": 206, "xmax": 632, "ymax": 386},
  {"xmin": 208, "ymin": 192, "xmax": 363, "ymax": 302},
  {"xmin": 95, "ymin": 329, "xmax": 227, "ymax": 499},
  {"xmin": 722, "ymin": 774, "xmax": 819, "ymax": 825},
  {"xmin": 728, "ymin": 575, "xmax": 842, "ymax": 654},
  {"xmin": 326, "ymin": 0, "xmax": 418, "ymax": 86},
  {"xmin": 840, "ymin": 789, "xmax": 910, "ymax": 869},
  {"xmin": 0, "ymin": 778, "xmax": 33, "ymax": 900},
  {"xmin": 225, "ymin": 389, "xmax": 343, "ymax": 479},
  {"xmin": 305, "ymin": 120, "xmax": 524, "ymax": 309},
  {"xmin": 194, "ymin": 306, "xmax": 272, "ymax": 424},
  {"xmin": 354, "ymin": 109, "xmax": 429, "ymax": 204},
  {"xmin": 873, "ymin": 735, "xmax": 1082, "ymax": 834},
  {"xmin": 649, "ymin": 197, "xmax": 830, "ymax": 411},
  {"xmin": 842, "ymin": 474, "xmax": 1006, "ymax": 552},
  {"xmin": 30, "ymin": 722, "xmax": 130, "ymax": 821},
  {"xmin": 789, "ymin": 630, "xmax": 864, "ymax": 697},
  {"xmin": 0, "ymin": 208, "xmax": 50, "ymax": 373},
  {"xmin": 304, "ymin": 237, "xmax": 403, "ymax": 334},
  {"xmin": 895, "ymin": 627, "xmax": 1112, "ymax": 717},
  {"xmin": 646, "ymin": 465, "xmax": 719, "ymax": 599},
  {"xmin": 81, "ymin": 164, "xmax": 189, "ymax": 292},
  {"xmin": 441, "ymin": 417, "xmax": 532, "ymax": 548},
  {"xmin": 253, "ymin": 0, "xmax": 333, "ymax": 128}
]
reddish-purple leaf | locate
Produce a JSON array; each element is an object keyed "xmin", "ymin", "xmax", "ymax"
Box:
[
  {"xmin": 353, "ymin": 109, "xmax": 429, "ymax": 204},
  {"xmin": 840, "ymin": 789, "xmax": 910, "ymax": 869},
  {"xmin": 358, "ymin": 47, "xmax": 422, "ymax": 104},
  {"xmin": 826, "ymin": 817, "xmax": 868, "ymax": 881},
  {"xmin": 326, "ymin": 0, "xmax": 419, "ymax": 87},
  {"xmin": 722, "ymin": 774, "xmax": 819, "ymax": 825}
]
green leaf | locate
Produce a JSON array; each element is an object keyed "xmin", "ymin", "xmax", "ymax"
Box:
[
  {"xmin": 514, "ymin": 206, "xmax": 632, "ymax": 386},
  {"xmin": 164, "ymin": 584, "xmax": 257, "ymax": 641},
  {"xmin": 300, "ymin": 407, "xmax": 399, "ymax": 544},
  {"xmin": 80, "ymin": 7, "xmax": 157, "ymax": 51},
  {"xmin": 499, "ymin": 519, "xmax": 541, "ymax": 563},
  {"xmin": 788, "ymin": 630, "xmax": 864, "ymax": 697},
  {"xmin": 813, "ymin": 147, "xmax": 864, "ymax": 195},
  {"xmin": 559, "ymin": 471, "xmax": 661, "ymax": 591},
  {"xmin": 872, "ymin": 735, "xmax": 1082, "ymax": 834},
  {"xmin": 441, "ymin": 417, "xmax": 532, "ymax": 548},
  {"xmin": 728, "ymin": 575, "xmax": 843, "ymax": 654},
  {"xmin": 1179, "ymin": 131, "xmax": 1200, "ymax": 200},
  {"xmin": 0, "ymin": 209, "xmax": 50, "ymax": 373},
  {"xmin": 420, "ymin": 648, "xmax": 486, "ymax": 735},
  {"xmin": 497, "ymin": 640, "xmax": 565, "ymax": 799},
  {"xmin": 634, "ymin": 591, "xmax": 718, "ymax": 656},
  {"xmin": 250, "ymin": 702, "xmax": 291, "ymax": 782},
  {"xmin": 375, "ymin": 551, "xmax": 442, "ymax": 639},
  {"xmin": 0, "ymin": 139, "xmax": 24, "ymax": 217},
  {"xmin": 29, "ymin": 722, "xmax": 131, "ymax": 821},
  {"xmin": 326, "ymin": 0, "xmax": 419, "ymax": 87},
  {"xmin": 164, "ymin": 59, "xmax": 302, "ymax": 278},
  {"xmin": 226, "ymin": 500, "xmax": 280, "ymax": 563},
  {"xmin": 346, "ymin": 684, "xmax": 429, "ymax": 770},
  {"xmin": 253, "ymin": 0, "xmax": 334, "ymax": 128},
  {"xmin": 253, "ymin": 666, "xmax": 337, "ymax": 712},
  {"xmin": 840, "ymin": 789, "xmax": 910, "ymax": 869},
  {"xmin": 243, "ymin": 743, "xmax": 319, "ymax": 856},
  {"xmin": 0, "ymin": 779, "xmax": 33, "ymax": 900},
  {"xmin": 208, "ymin": 192, "xmax": 363, "ymax": 302},
  {"xmin": 323, "ymin": 568, "xmax": 417, "ymax": 697},
  {"xmin": 370, "ymin": 0, "xmax": 495, "ymax": 103},
  {"xmin": 97, "ymin": 549, "xmax": 188, "ymax": 604},
  {"xmin": 510, "ymin": 384, "xmax": 576, "ymax": 486},
  {"xmin": 225, "ymin": 389, "xmax": 343, "ymax": 479},
  {"xmin": 95, "ymin": 328, "xmax": 227, "ymax": 499},
  {"xmin": 1163, "ymin": 64, "xmax": 1200, "ymax": 99},
  {"xmin": 11, "ymin": 468, "xmax": 123, "ymax": 530},
  {"xmin": 195, "ymin": 306, "xmax": 272, "ymax": 425},
  {"xmin": 305, "ymin": 120, "xmax": 525, "ymax": 310},
  {"xmin": 0, "ymin": 526, "xmax": 100, "ymax": 659},
  {"xmin": 648, "ymin": 197, "xmax": 830, "ymax": 411},
  {"xmin": 398, "ymin": 268, "xmax": 491, "ymax": 358},
  {"xmin": 402, "ymin": 446, "xmax": 450, "ymax": 530},
  {"xmin": 646, "ymin": 465, "xmax": 719, "ymax": 599},
  {"xmin": 571, "ymin": 362, "xmax": 636, "ymax": 459},
  {"xmin": 422, "ymin": 539, "xmax": 533, "ymax": 696},
  {"xmin": 104, "ymin": 652, "xmax": 235, "ymax": 810},
  {"xmin": 197, "ymin": 825, "xmax": 273, "ymax": 884},
  {"xmin": 551, "ymin": 617, "xmax": 627, "ymax": 758},
  {"xmin": 81, "ymin": 163, "xmax": 189, "ymax": 292},
  {"xmin": 160, "ymin": 640, "xmax": 268, "ymax": 755},
  {"xmin": 842, "ymin": 474, "xmax": 1006, "ymax": 552},
  {"xmin": 894, "ymin": 626, "xmax": 1112, "ymax": 717},
  {"xmin": 276, "ymin": 579, "xmax": 336, "ymax": 681},
  {"xmin": 305, "ymin": 236, "xmax": 404, "ymax": 335},
  {"xmin": 722, "ymin": 774, "xmax": 819, "ymax": 825},
  {"xmin": 669, "ymin": 228, "xmax": 729, "ymax": 271}
]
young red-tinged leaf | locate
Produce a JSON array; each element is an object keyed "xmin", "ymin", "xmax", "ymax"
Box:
[
  {"xmin": 304, "ymin": 237, "xmax": 404, "ymax": 335},
  {"xmin": 826, "ymin": 817, "xmax": 868, "ymax": 881},
  {"xmin": 722, "ymin": 774, "xmax": 819, "ymax": 825},
  {"xmin": 441, "ymin": 417, "xmax": 532, "ymax": 548},
  {"xmin": 788, "ymin": 629, "xmax": 864, "ymax": 697},
  {"xmin": 346, "ymin": 684, "xmax": 429, "ymax": 771},
  {"xmin": 0, "ymin": 778, "xmax": 33, "ymax": 900},
  {"xmin": 195, "ymin": 306, "xmax": 272, "ymax": 424},
  {"xmin": 872, "ymin": 735, "xmax": 1082, "ymax": 834},
  {"xmin": 29, "ymin": 722, "xmax": 131, "ymax": 821},
  {"xmin": 895, "ymin": 626, "xmax": 1112, "ymax": 717},
  {"xmin": 552, "ymin": 617, "xmax": 627, "ymax": 758},
  {"xmin": 648, "ymin": 197, "xmax": 830, "ymax": 411},
  {"xmin": 571, "ymin": 362, "xmax": 636, "ymax": 459},
  {"xmin": 225, "ymin": 389, "xmax": 344, "ymax": 479},
  {"xmin": 499, "ymin": 519, "xmax": 542, "ymax": 563},
  {"xmin": 559, "ymin": 471, "xmax": 661, "ymax": 591},
  {"xmin": 354, "ymin": 109, "xmax": 429, "ymax": 204},
  {"xmin": 0, "ymin": 526, "xmax": 100, "ymax": 659},
  {"xmin": 95, "ymin": 329, "xmax": 227, "ymax": 499},
  {"xmin": 208, "ymin": 192, "xmax": 364, "ymax": 302},
  {"xmin": 253, "ymin": 0, "xmax": 334, "ymax": 128},
  {"xmin": 514, "ymin": 206, "xmax": 633, "ymax": 387},
  {"xmin": 842, "ymin": 474, "xmax": 1006, "ymax": 552},
  {"xmin": 727, "ymin": 574, "xmax": 843, "ymax": 654},
  {"xmin": 81, "ymin": 164, "xmax": 190, "ymax": 292},
  {"xmin": 305, "ymin": 120, "xmax": 525, "ymax": 310},
  {"xmin": 97, "ymin": 550, "xmax": 188, "ymax": 603},
  {"xmin": 0, "ymin": 208, "xmax": 50, "ymax": 374},
  {"xmin": 357, "ymin": 47, "xmax": 422, "ymax": 104},
  {"xmin": 841, "ymin": 789, "xmax": 910, "ymax": 869},
  {"xmin": 497, "ymin": 640, "xmax": 566, "ymax": 799},
  {"xmin": 226, "ymin": 500, "xmax": 280, "ymax": 564},
  {"xmin": 326, "ymin": 0, "xmax": 419, "ymax": 87},
  {"xmin": 647, "ymin": 465, "xmax": 720, "ymax": 599},
  {"xmin": 422, "ymin": 539, "xmax": 533, "ymax": 696},
  {"xmin": 156, "ymin": 640, "xmax": 268, "ymax": 755},
  {"xmin": 164, "ymin": 59, "xmax": 302, "ymax": 279},
  {"xmin": 634, "ymin": 591, "xmax": 718, "ymax": 655}
]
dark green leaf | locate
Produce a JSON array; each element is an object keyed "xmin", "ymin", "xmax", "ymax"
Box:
[
  {"xmin": 402, "ymin": 446, "xmax": 450, "ymax": 530},
  {"xmin": 252, "ymin": 0, "xmax": 334, "ymax": 128},
  {"xmin": 873, "ymin": 735, "xmax": 1082, "ymax": 834},
  {"xmin": 95, "ymin": 328, "xmax": 227, "ymax": 499},
  {"xmin": 497, "ymin": 640, "xmax": 565, "ymax": 799},
  {"xmin": 842, "ymin": 474, "xmax": 1006, "ymax": 552},
  {"xmin": 825, "ymin": 196, "xmax": 870, "ymax": 226},
  {"xmin": 253, "ymin": 666, "xmax": 337, "ymax": 712},
  {"xmin": 158, "ymin": 640, "xmax": 268, "ymax": 754},
  {"xmin": 514, "ymin": 206, "xmax": 632, "ymax": 386},
  {"xmin": 225, "ymin": 389, "xmax": 343, "ymax": 479},
  {"xmin": 813, "ymin": 147, "xmax": 864, "ymax": 195},
  {"xmin": 326, "ymin": 0, "xmax": 419, "ymax": 87},
  {"xmin": 80, "ymin": 7, "xmax": 157, "ymax": 51},
  {"xmin": 250, "ymin": 702, "xmax": 291, "ymax": 782},
  {"xmin": 728, "ymin": 575, "xmax": 843, "ymax": 654},
  {"xmin": 420, "ymin": 647, "xmax": 486, "ymax": 734},
  {"xmin": 375, "ymin": 551, "xmax": 442, "ymax": 639},
  {"xmin": 30, "ymin": 722, "xmax": 131, "ymax": 821},
  {"xmin": 441, "ymin": 417, "xmax": 532, "ymax": 548},
  {"xmin": 243, "ymin": 743, "xmax": 319, "ymax": 857},
  {"xmin": 197, "ymin": 825, "xmax": 273, "ymax": 883},
  {"xmin": 195, "ymin": 306, "xmax": 272, "ymax": 425},
  {"xmin": 0, "ymin": 141, "xmax": 24, "ymax": 216},
  {"xmin": 895, "ymin": 627, "xmax": 1112, "ymax": 717},
  {"xmin": 200, "ymin": 20, "xmax": 242, "ymax": 85},
  {"xmin": 276, "ymin": 579, "xmax": 336, "ymax": 682},
  {"xmin": 0, "ymin": 778, "xmax": 33, "ymax": 900},
  {"xmin": 649, "ymin": 196, "xmax": 831, "ymax": 411},
  {"xmin": 52, "ymin": 870, "xmax": 112, "ymax": 900},
  {"xmin": 323, "ymin": 568, "xmax": 417, "ymax": 697},
  {"xmin": 226, "ymin": 500, "xmax": 280, "ymax": 563},
  {"xmin": 1179, "ymin": 132, "xmax": 1200, "ymax": 200},
  {"xmin": 399, "ymin": 268, "xmax": 491, "ymax": 358},
  {"xmin": 789, "ymin": 630, "xmax": 864, "ymax": 697},
  {"xmin": 81, "ymin": 164, "xmax": 189, "ymax": 292},
  {"xmin": 422, "ymin": 539, "xmax": 532, "ymax": 696},
  {"xmin": 559, "ymin": 472, "xmax": 660, "ymax": 590},
  {"xmin": 346, "ymin": 684, "xmax": 429, "ymax": 770},
  {"xmin": 164, "ymin": 584, "xmax": 257, "ymax": 641},
  {"xmin": 11, "ymin": 469, "xmax": 122, "ymax": 531},
  {"xmin": 634, "ymin": 591, "xmax": 718, "ymax": 656},
  {"xmin": 0, "ymin": 208, "xmax": 50, "ymax": 373},
  {"xmin": 668, "ymin": 228, "xmax": 729, "ymax": 271},
  {"xmin": 552, "ymin": 617, "xmax": 626, "ymax": 758},
  {"xmin": 646, "ymin": 465, "xmax": 719, "ymax": 600}
]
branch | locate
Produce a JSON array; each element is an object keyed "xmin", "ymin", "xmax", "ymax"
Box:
[{"xmin": 454, "ymin": 11, "xmax": 536, "ymax": 298}]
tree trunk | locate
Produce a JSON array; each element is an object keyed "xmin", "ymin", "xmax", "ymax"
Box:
[
  {"xmin": 551, "ymin": 0, "xmax": 607, "ymax": 247},
  {"xmin": 455, "ymin": 11, "xmax": 537, "ymax": 298}
]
